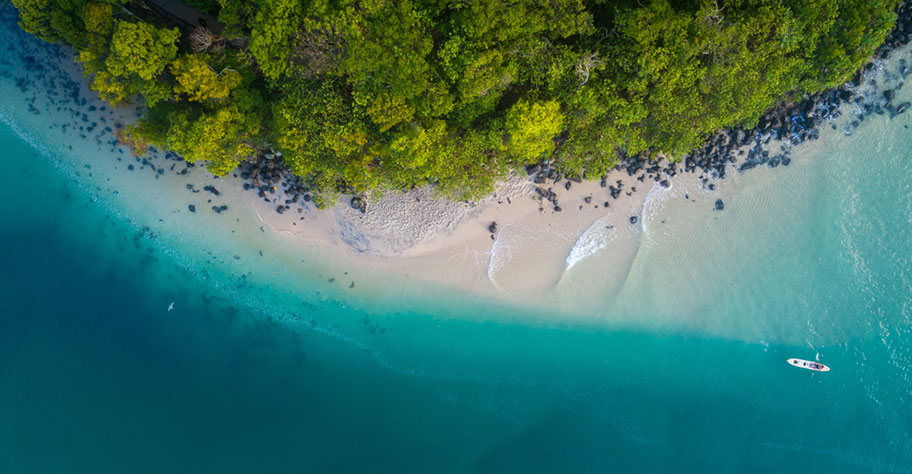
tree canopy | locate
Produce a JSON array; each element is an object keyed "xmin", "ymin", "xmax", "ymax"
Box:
[{"xmin": 11, "ymin": 0, "xmax": 901, "ymax": 201}]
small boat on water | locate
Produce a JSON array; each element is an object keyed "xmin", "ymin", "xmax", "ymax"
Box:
[{"xmin": 788, "ymin": 358, "xmax": 830, "ymax": 372}]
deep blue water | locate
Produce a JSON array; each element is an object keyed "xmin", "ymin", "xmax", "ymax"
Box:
[{"xmin": 2, "ymin": 4, "xmax": 912, "ymax": 472}]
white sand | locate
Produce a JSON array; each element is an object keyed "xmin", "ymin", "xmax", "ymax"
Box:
[
  {"xmin": 253, "ymin": 168, "xmax": 667, "ymax": 304},
  {"xmin": 0, "ymin": 35, "xmax": 711, "ymax": 313}
]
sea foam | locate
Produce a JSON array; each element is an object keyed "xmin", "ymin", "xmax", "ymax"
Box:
[{"xmin": 564, "ymin": 214, "xmax": 618, "ymax": 271}]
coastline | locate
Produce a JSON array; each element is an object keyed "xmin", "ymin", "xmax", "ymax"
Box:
[
  {"xmin": 1, "ymin": 1, "xmax": 912, "ymax": 330},
  {"xmin": 231, "ymin": 2, "xmax": 912, "ymax": 300},
  {"xmin": 4, "ymin": 4, "xmax": 912, "ymax": 470}
]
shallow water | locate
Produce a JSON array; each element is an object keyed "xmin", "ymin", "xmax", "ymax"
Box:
[{"xmin": 1, "ymin": 4, "xmax": 911, "ymax": 472}]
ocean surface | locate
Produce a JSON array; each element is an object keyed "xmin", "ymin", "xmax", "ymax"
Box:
[{"xmin": 2, "ymin": 4, "xmax": 911, "ymax": 472}]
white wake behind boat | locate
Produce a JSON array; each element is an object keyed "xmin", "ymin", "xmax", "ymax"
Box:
[{"xmin": 788, "ymin": 358, "xmax": 830, "ymax": 372}]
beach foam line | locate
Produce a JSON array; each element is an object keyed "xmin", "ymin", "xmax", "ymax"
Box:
[
  {"xmin": 564, "ymin": 214, "xmax": 618, "ymax": 271},
  {"xmin": 640, "ymin": 182, "xmax": 669, "ymax": 235},
  {"xmin": 486, "ymin": 221, "xmax": 529, "ymax": 287}
]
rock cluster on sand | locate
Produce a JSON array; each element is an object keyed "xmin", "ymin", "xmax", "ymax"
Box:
[
  {"xmin": 516, "ymin": 2, "xmax": 912, "ymax": 214},
  {"xmin": 8, "ymin": 0, "xmax": 912, "ymax": 226},
  {"xmin": 224, "ymin": 0, "xmax": 912, "ymax": 221}
]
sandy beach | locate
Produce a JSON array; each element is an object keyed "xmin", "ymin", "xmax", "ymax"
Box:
[
  {"xmin": 0, "ymin": 36, "xmax": 812, "ymax": 317},
  {"xmin": 252, "ymin": 168, "xmax": 663, "ymax": 300},
  {"xmin": 6, "ymin": 4, "xmax": 912, "ymax": 472},
  {"xmin": 3, "ymin": 6, "xmax": 910, "ymax": 325}
]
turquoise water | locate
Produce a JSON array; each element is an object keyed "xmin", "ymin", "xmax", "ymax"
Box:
[{"xmin": 2, "ymin": 4, "xmax": 912, "ymax": 472}]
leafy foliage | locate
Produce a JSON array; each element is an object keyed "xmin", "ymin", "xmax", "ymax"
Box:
[
  {"xmin": 167, "ymin": 104, "xmax": 260, "ymax": 175},
  {"xmin": 105, "ymin": 21, "xmax": 178, "ymax": 80},
  {"xmin": 170, "ymin": 54, "xmax": 242, "ymax": 102},
  {"xmin": 504, "ymin": 100, "xmax": 565, "ymax": 163},
  {"xmin": 11, "ymin": 0, "xmax": 902, "ymax": 201}
]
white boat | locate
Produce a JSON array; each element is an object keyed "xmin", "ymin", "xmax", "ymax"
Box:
[{"xmin": 787, "ymin": 358, "xmax": 830, "ymax": 372}]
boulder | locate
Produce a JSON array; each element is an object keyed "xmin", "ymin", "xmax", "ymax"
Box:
[
  {"xmin": 715, "ymin": 199, "xmax": 724, "ymax": 211},
  {"xmin": 350, "ymin": 196, "xmax": 367, "ymax": 214}
]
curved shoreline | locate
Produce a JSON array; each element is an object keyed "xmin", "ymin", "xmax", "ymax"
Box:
[
  {"xmin": 236, "ymin": 2, "xmax": 912, "ymax": 258},
  {"xmin": 2, "ymin": 1, "xmax": 912, "ymax": 322}
]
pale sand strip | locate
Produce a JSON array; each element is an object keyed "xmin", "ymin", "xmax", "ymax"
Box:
[
  {"xmin": 2, "ymin": 39, "xmax": 679, "ymax": 309},
  {"xmin": 253, "ymin": 170, "xmax": 659, "ymax": 302}
]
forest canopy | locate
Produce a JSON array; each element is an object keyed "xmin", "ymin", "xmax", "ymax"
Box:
[{"xmin": 11, "ymin": 0, "xmax": 901, "ymax": 200}]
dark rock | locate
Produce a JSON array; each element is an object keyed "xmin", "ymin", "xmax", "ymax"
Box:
[
  {"xmin": 629, "ymin": 216, "xmax": 638, "ymax": 224},
  {"xmin": 583, "ymin": 196, "xmax": 592, "ymax": 204},
  {"xmin": 564, "ymin": 180, "xmax": 571, "ymax": 191},
  {"xmin": 488, "ymin": 221, "xmax": 497, "ymax": 233},
  {"xmin": 350, "ymin": 196, "xmax": 367, "ymax": 214},
  {"xmin": 554, "ymin": 205, "xmax": 562, "ymax": 212},
  {"xmin": 188, "ymin": 205, "xmax": 195, "ymax": 213},
  {"xmin": 203, "ymin": 185, "xmax": 220, "ymax": 196},
  {"xmin": 715, "ymin": 199, "xmax": 724, "ymax": 211},
  {"xmin": 276, "ymin": 206, "xmax": 286, "ymax": 214}
]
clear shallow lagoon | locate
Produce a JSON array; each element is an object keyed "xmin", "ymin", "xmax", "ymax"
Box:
[{"xmin": 1, "ymin": 5, "xmax": 912, "ymax": 472}]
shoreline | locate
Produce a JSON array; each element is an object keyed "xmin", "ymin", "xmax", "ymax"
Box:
[
  {"xmin": 237, "ymin": 1, "xmax": 912, "ymax": 250},
  {"xmin": 2, "ymin": 1, "xmax": 912, "ymax": 318}
]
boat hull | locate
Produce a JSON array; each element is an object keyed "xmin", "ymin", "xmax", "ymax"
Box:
[{"xmin": 788, "ymin": 358, "xmax": 830, "ymax": 372}]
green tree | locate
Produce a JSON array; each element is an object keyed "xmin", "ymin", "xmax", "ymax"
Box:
[
  {"xmin": 106, "ymin": 21, "xmax": 180, "ymax": 81},
  {"xmin": 170, "ymin": 54, "xmax": 242, "ymax": 102},
  {"xmin": 247, "ymin": 0, "xmax": 303, "ymax": 79},
  {"xmin": 167, "ymin": 104, "xmax": 261, "ymax": 176},
  {"xmin": 11, "ymin": 0, "xmax": 902, "ymax": 201},
  {"xmin": 504, "ymin": 100, "xmax": 564, "ymax": 163},
  {"xmin": 82, "ymin": 2, "xmax": 114, "ymax": 35}
]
